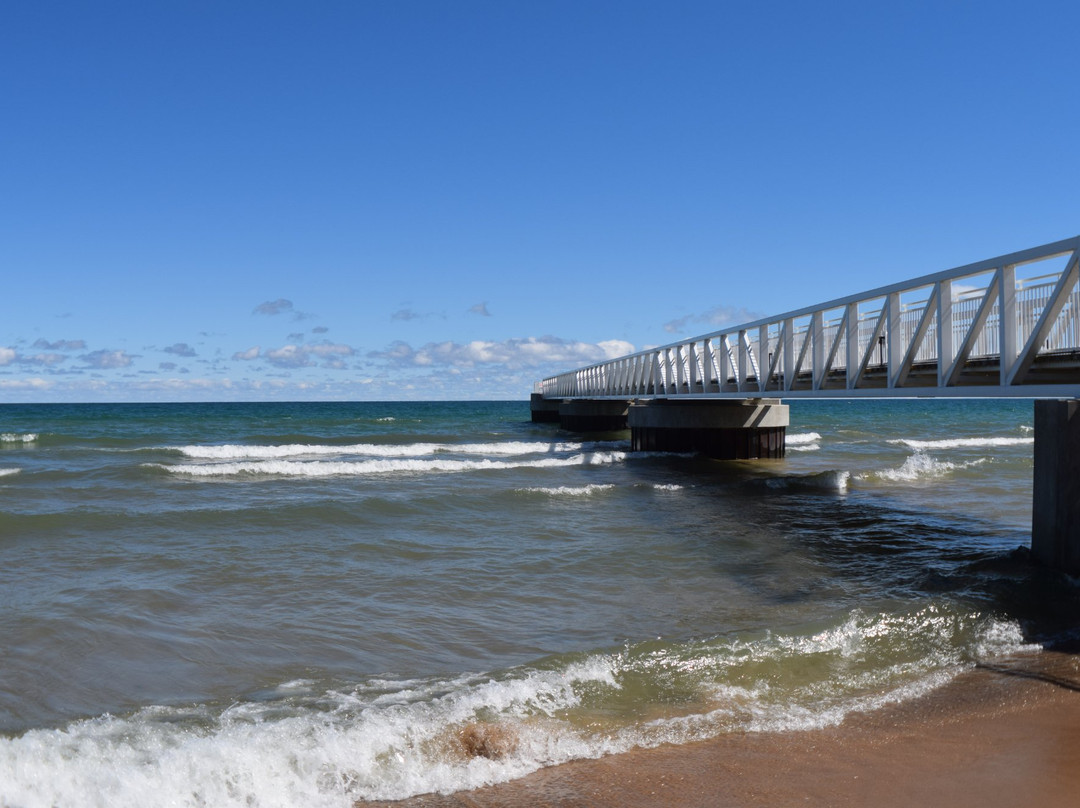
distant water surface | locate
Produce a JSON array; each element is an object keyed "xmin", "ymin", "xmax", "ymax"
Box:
[{"xmin": 0, "ymin": 399, "xmax": 1070, "ymax": 806}]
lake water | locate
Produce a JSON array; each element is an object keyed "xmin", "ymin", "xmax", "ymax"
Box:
[{"xmin": 1, "ymin": 398, "xmax": 1073, "ymax": 806}]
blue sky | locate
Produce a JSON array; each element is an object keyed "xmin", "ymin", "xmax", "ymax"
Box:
[{"xmin": 2, "ymin": 0, "xmax": 1077, "ymax": 402}]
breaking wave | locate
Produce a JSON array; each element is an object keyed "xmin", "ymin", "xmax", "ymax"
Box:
[
  {"xmin": 0, "ymin": 433, "xmax": 37, "ymax": 443},
  {"xmin": 868, "ymin": 453, "xmax": 989, "ymax": 482},
  {"xmin": 170, "ymin": 442, "xmax": 609, "ymax": 460},
  {"xmin": 169, "ymin": 440, "xmax": 617, "ymax": 461},
  {"xmin": 149, "ymin": 452, "xmax": 630, "ymax": 478},
  {"xmin": 888, "ymin": 436, "xmax": 1032, "ymax": 450},
  {"xmin": 0, "ymin": 608, "xmax": 1034, "ymax": 808},
  {"xmin": 518, "ymin": 484, "xmax": 616, "ymax": 496}
]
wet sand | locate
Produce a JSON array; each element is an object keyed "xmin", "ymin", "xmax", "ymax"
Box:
[{"xmin": 365, "ymin": 650, "xmax": 1080, "ymax": 807}]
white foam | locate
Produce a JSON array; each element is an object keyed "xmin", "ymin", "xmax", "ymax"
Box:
[
  {"xmin": 680, "ymin": 609, "xmax": 1034, "ymax": 736},
  {"xmin": 0, "ymin": 659, "xmax": 620, "ymax": 807},
  {"xmin": 0, "ymin": 468, "xmax": 21, "ymax": 478},
  {"xmin": 888, "ymin": 436, "xmax": 1033, "ymax": 450},
  {"xmin": 172, "ymin": 441, "xmax": 599, "ymax": 461},
  {"xmin": 787, "ymin": 432, "xmax": 822, "ymax": 446},
  {"xmin": 150, "ymin": 452, "xmax": 630, "ymax": 478},
  {"xmin": 0, "ymin": 432, "xmax": 37, "ymax": 443},
  {"xmin": 520, "ymin": 484, "xmax": 616, "ymax": 496},
  {"xmin": 973, "ymin": 618, "xmax": 1041, "ymax": 658},
  {"xmin": 0, "ymin": 609, "xmax": 1034, "ymax": 807},
  {"xmin": 651, "ymin": 483, "xmax": 684, "ymax": 491},
  {"xmin": 870, "ymin": 453, "xmax": 988, "ymax": 482}
]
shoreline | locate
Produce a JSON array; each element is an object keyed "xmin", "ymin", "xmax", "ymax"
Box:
[{"xmin": 364, "ymin": 649, "xmax": 1080, "ymax": 807}]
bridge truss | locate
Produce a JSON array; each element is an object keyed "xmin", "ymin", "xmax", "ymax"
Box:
[{"xmin": 539, "ymin": 236, "xmax": 1080, "ymax": 400}]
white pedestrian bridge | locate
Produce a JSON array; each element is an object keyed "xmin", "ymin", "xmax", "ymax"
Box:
[
  {"xmin": 532, "ymin": 236, "xmax": 1080, "ymax": 574},
  {"xmin": 537, "ymin": 236, "xmax": 1080, "ymax": 401}
]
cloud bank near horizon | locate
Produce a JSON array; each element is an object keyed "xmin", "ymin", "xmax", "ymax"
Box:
[{"xmin": 0, "ymin": 326, "xmax": 640, "ymax": 401}]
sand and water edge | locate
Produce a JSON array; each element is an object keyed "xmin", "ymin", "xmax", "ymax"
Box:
[{"xmin": 367, "ymin": 648, "xmax": 1080, "ymax": 807}]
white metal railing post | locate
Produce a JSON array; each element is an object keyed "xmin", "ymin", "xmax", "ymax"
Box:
[
  {"xmin": 719, "ymin": 335, "xmax": 732, "ymax": 390},
  {"xmin": 757, "ymin": 324, "xmax": 768, "ymax": 392},
  {"xmin": 938, "ymin": 279, "xmax": 953, "ymax": 386},
  {"xmin": 887, "ymin": 292, "xmax": 902, "ymax": 387},
  {"xmin": 999, "ymin": 264, "xmax": 1017, "ymax": 386},
  {"xmin": 737, "ymin": 330, "xmax": 748, "ymax": 392},
  {"xmin": 811, "ymin": 311, "xmax": 825, "ymax": 389},
  {"xmin": 845, "ymin": 302, "xmax": 860, "ymax": 389},
  {"xmin": 703, "ymin": 339, "xmax": 717, "ymax": 392},
  {"xmin": 783, "ymin": 318, "xmax": 794, "ymax": 390}
]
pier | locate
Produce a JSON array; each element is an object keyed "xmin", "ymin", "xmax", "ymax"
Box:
[{"xmin": 532, "ymin": 236, "xmax": 1080, "ymax": 573}]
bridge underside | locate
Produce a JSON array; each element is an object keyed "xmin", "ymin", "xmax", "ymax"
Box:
[{"xmin": 629, "ymin": 399, "xmax": 788, "ymax": 459}]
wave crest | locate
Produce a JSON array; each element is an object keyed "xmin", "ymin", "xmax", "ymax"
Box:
[
  {"xmin": 0, "ymin": 433, "xmax": 37, "ymax": 443},
  {"xmin": 149, "ymin": 452, "xmax": 630, "ymax": 478},
  {"xmin": 0, "ymin": 608, "xmax": 1034, "ymax": 807},
  {"xmin": 869, "ymin": 453, "xmax": 988, "ymax": 482},
  {"xmin": 888, "ymin": 436, "xmax": 1032, "ymax": 450},
  {"xmin": 171, "ymin": 440, "xmax": 614, "ymax": 460},
  {"xmin": 519, "ymin": 484, "xmax": 616, "ymax": 496}
]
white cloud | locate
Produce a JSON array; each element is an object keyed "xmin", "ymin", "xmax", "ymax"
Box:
[
  {"xmin": 80, "ymin": 349, "xmax": 135, "ymax": 369},
  {"xmin": 233, "ymin": 346, "xmax": 260, "ymax": 361},
  {"xmin": 0, "ymin": 347, "xmax": 15, "ymax": 366},
  {"xmin": 369, "ymin": 336, "xmax": 635, "ymax": 370},
  {"xmin": 21, "ymin": 352, "xmax": 67, "ymax": 367},
  {"xmin": 32, "ymin": 339, "xmax": 85, "ymax": 351},
  {"xmin": 0, "ymin": 377, "xmax": 52, "ymax": 390},
  {"xmin": 265, "ymin": 345, "xmax": 311, "ymax": 368},
  {"xmin": 663, "ymin": 305, "xmax": 764, "ymax": 335},
  {"xmin": 305, "ymin": 342, "xmax": 353, "ymax": 359},
  {"xmin": 164, "ymin": 343, "xmax": 197, "ymax": 357},
  {"xmin": 262, "ymin": 342, "xmax": 356, "ymax": 369},
  {"xmin": 253, "ymin": 299, "xmax": 294, "ymax": 316},
  {"xmin": 468, "ymin": 302, "xmax": 491, "ymax": 317}
]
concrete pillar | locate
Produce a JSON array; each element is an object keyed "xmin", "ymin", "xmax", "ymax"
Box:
[
  {"xmin": 530, "ymin": 394, "xmax": 562, "ymax": 423},
  {"xmin": 558, "ymin": 399, "xmax": 630, "ymax": 432},
  {"xmin": 1031, "ymin": 399, "xmax": 1080, "ymax": 574},
  {"xmin": 629, "ymin": 399, "xmax": 789, "ymax": 459}
]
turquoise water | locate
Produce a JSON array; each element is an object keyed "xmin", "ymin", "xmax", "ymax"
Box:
[{"xmin": 0, "ymin": 399, "xmax": 1072, "ymax": 806}]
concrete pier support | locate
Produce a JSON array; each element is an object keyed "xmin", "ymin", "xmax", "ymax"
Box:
[
  {"xmin": 1031, "ymin": 399, "xmax": 1080, "ymax": 574},
  {"xmin": 558, "ymin": 399, "xmax": 630, "ymax": 432},
  {"xmin": 530, "ymin": 394, "xmax": 562, "ymax": 423},
  {"xmin": 629, "ymin": 399, "xmax": 789, "ymax": 459}
]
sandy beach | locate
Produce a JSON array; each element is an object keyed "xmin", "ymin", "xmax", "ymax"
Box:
[{"xmin": 366, "ymin": 649, "xmax": 1080, "ymax": 808}]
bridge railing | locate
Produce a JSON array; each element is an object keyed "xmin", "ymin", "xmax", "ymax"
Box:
[{"xmin": 539, "ymin": 236, "xmax": 1080, "ymax": 399}]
